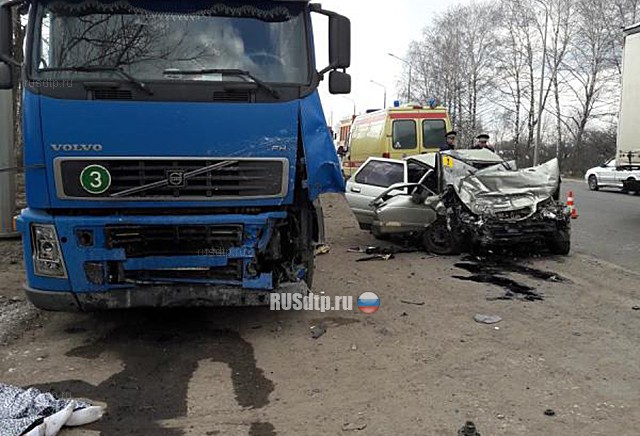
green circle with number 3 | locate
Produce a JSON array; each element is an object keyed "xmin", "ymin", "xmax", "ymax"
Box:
[{"xmin": 80, "ymin": 164, "xmax": 111, "ymax": 194}]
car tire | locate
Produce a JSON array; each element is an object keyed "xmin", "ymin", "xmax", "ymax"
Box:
[
  {"xmin": 548, "ymin": 229, "xmax": 571, "ymax": 255},
  {"xmin": 588, "ymin": 175, "xmax": 599, "ymax": 191},
  {"xmin": 371, "ymin": 227, "xmax": 391, "ymax": 241},
  {"xmin": 422, "ymin": 219, "xmax": 461, "ymax": 255}
]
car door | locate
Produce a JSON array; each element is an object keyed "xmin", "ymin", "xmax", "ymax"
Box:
[
  {"xmin": 596, "ymin": 158, "xmax": 617, "ymax": 186},
  {"xmin": 345, "ymin": 158, "xmax": 407, "ymax": 228}
]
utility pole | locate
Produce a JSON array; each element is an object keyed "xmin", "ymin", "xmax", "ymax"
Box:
[
  {"xmin": 533, "ymin": 0, "xmax": 549, "ymax": 166},
  {"xmin": 370, "ymin": 80, "xmax": 387, "ymax": 108},
  {"xmin": 341, "ymin": 95, "xmax": 356, "ymax": 117},
  {"xmin": 388, "ymin": 53, "xmax": 412, "ymax": 103}
]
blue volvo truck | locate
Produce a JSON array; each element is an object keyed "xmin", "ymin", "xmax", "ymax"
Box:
[{"xmin": 0, "ymin": 0, "xmax": 351, "ymax": 310}]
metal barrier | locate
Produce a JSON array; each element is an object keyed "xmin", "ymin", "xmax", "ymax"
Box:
[{"xmin": 0, "ymin": 86, "xmax": 18, "ymax": 238}]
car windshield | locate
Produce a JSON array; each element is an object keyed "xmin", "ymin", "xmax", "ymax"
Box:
[{"xmin": 34, "ymin": 0, "xmax": 309, "ymax": 84}]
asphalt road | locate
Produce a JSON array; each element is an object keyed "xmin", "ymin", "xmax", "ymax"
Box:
[{"xmin": 562, "ymin": 179, "xmax": 640, "ymax": 273}]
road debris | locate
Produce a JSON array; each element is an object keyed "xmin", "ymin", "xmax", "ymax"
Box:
[
  {"xmin": 315, "ymin": 244, "xmax": 331, "ymax": 256},
  {"xmin": 633, "ymin": 306, "xmax": 640, "ymax": 311},
  {"xmin": 458, "ymin": 420, "xmax": 481, "ymax": 436},
  {"xmin": 356, "ymin": 253, "xmax": 394, "ymax": 262},
  {"xmin": 310, "ymin": 324, "xmax": 326, "ymax": 339},
  {"xmin": 400, "ymin": 299, "xmax": 425, "ymax": 306},
  {"xmin": 348, "ymin": 246, "xmax": 417, "ymax": 255},
  {"xmin": 474, "ymin": 314, "xmax": 503, "ymax": 324},
  {"xmin": 342, "ymin": 422, "xmax": 367, "ymax": 432},
  {"xmin": 0, "ymin": 383, "xmax": 105, "ymax": 436},
  {"xmin": 544, "ymin": 408, "xmax": 556, "ymax": 417}
]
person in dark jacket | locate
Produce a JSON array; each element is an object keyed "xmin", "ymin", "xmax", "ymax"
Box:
[
  {"xmin": 472, "ymin": 134, "xmax": 495, "ymax": 152},
  {"xmin": 444, "ymin": 130, "xmax": 457, "ymax": 150}
]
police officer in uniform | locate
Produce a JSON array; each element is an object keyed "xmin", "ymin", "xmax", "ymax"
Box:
[
  {"xmin": 444, "ymin": 130, "xmax": 457, "ymax": 150},
  {"xmin": 472, "ymin": 133, "xmax": 494, "ymax": 152}
]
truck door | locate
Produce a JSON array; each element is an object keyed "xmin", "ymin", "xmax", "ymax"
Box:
[
  {"xmin": 345, "ymin": 158, "xmax": 407, "ymax": 229},
  {"xmin": 390, "ymin": 119, "xmax": 418, "ymax": 160}
]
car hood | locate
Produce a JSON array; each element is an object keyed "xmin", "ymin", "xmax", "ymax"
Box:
[{"xmin": 444, "ymin": 158, "xmax": 561, "ymax": 215}]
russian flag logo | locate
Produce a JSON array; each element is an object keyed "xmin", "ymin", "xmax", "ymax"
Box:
[{"xmin": 357, "ymin": 292, "xmax": 380, "ymax": 314}]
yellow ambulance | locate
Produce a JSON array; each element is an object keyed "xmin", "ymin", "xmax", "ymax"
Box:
[{"xmin": 342, "ymin": 104, "xmax": 453, "ymax": 178}]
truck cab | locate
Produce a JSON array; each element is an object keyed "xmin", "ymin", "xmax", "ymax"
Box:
[{"xmin": 0, "ymin": 0, "xmax": 351, "ymax": 310}]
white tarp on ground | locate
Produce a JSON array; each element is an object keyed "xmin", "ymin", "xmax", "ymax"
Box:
[{"xmin": 0, "ymin": 384, "xmax": 104, "ymax": 436}]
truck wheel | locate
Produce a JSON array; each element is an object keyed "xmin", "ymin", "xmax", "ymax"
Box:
[
  {"xmin": 422, "ymin": 219, "xmax": 461, "ymax": 255},
  {"xmin": 588, "ymin": 175, "xmax": 599, "ymax": 191},
  {"xmin": 548, "ymin": 230, "xmax": 571, "ymax": 255}
]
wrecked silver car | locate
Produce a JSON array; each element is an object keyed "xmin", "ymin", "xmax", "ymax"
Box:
[{"xmin": 345, "ymin": 150, "xmax": 571, "ymax": 255}]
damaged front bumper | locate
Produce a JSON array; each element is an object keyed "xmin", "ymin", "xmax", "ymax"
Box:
[
  {"xmin": 24, "ymin": 281, "xmax": 309, "ymax": 311},
  {"xmin": 18, "ymin": 208, "xmax": 310, "ymax": 311},
  {"xmin": 459, "ymin": 201, "xmax": 571, "ymax": 246}
]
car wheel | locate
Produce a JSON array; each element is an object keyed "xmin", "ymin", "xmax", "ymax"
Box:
[
  {"xmin": 588, "ymin": 175, "xmax": 599, "ymax": 191},
  {"xmin": 625, "ymin": 178, "xmax": 637, "ymax": 195},
  {"xmin": 422, "ymin": 219, "xmax": 460, "ymax": 255},
  {"xmin": 548, "ymin": 229, "xmax": 571, "ymax": 255},
  {"xmin": 371, "ymin": 227, "xmax": 391, "ymax": 241}
]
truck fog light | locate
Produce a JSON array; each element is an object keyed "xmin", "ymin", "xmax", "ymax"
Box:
[
  {"xmin": 84, "ymin": 262, "xmax": 105, "ymax": 285},
  {"xmin": 31, "ymin": 224, "xmax": 68, "ymax": 278}
]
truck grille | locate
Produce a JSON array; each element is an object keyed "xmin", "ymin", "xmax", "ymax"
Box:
[
  {"xmin": 56, "ymin": 158, "xmax": 288, "ymax": 200},
  {"xmin": 106, "ymin": 224, "xmax": 243, "ymax": 258},
  {"xmin": 123, "ymin": 261, "xmax": 243, "ymax": 283}
]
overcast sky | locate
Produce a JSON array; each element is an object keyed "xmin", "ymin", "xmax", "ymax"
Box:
[{"xmin": 312, "ymin": 0, "xmax": 467, "ymax": 127}]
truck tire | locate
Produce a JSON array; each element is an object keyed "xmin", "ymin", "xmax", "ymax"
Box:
[
  {"xmin": 300, "ymin": 205, "xmax": 316, "ymax": 289},
  {"xmin": 588, "ymin": 175, "xmax": 599, "ymax": 191},
  {"xmin": 422, "ymin": 219, "xmax": 461, "ymax": 255},
  {"xmin": 548, "ymin": 229, "xmax": 571, "ymax": 255}
]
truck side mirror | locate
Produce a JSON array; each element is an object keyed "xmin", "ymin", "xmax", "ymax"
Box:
[
  {"xmin": 329, "ymin": 14, "xmax": 350, "ymax": 70},
  {"xmin": 312, "ymin": 5, "xmax": 351, "ymax": 81},
  {"xmin": 329, "ymin": 70, "xmax": 351, "ymax": 94},
  {"xmin": 0, "ymin": 3, "xmax": 15, "ymax": 89}
]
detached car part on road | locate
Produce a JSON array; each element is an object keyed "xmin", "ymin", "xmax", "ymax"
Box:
[{"xmin": 345, "ymin": 150, "xmax": 571, "ymax": 255}]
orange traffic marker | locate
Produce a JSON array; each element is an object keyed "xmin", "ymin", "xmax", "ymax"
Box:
[{"xmin": 567, "ymin": 191, "xmax": 578, "ymax": 219}]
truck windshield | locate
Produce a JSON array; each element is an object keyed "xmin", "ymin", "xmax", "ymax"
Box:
[{"xmin": 33, "ymin": 0, "xmax": 309, "ymax": 84}]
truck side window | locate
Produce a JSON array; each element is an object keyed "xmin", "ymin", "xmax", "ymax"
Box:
[
  {"xmin": 423, "ymin": 119, "xmax": 446, "ymax": 150},
  {"xmin": 355, "ymin": 161, "xmax": 405, "ymax": 188},
  {"xmin": 392, "ymin": 120, "xmax": 417, "ymax": 149}
]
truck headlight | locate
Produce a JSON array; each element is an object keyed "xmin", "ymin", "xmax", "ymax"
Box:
[{"xmin": 31, "ymin": 224, "xmax": 67, "ymax": 278}]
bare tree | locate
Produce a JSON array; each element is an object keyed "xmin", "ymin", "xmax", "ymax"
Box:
[
  {"xmin": 11, "ymin": 6, "xmax": 25, "ymax": 162},
  {"xmin": 561, "ymin": 0, "xmax": 620, "ymax": 161}
]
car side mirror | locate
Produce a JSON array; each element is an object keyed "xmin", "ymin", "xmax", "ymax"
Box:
[{"xmin": 329, "ymin": 70, "xmax": 351, "ymax": 94}]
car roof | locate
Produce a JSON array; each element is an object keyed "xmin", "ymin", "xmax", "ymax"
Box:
[
  {"xmin": 407, "ymin": 153, "xmax": 437, "ymax": 167},
  {"xmin": 445, "ymin": 149, "xmax": 505, "ymax": 164}
]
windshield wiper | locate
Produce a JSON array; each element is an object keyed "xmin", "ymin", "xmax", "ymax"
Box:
[
  {"xmin": 162, "ymin": 68, "xmax": 280, "ymax": 99},
  {"xmin": 40, "ymin": 66, "xmax": 153, "ymax": 95}
]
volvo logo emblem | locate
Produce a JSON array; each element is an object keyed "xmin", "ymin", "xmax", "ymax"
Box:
[
  {"xmin": 50, "ymin": 144, "xmax": 103, "ymax": 152},
  {"xmin": 167, "ymin": 170, "xmax": 186, "ymax": 187}
]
